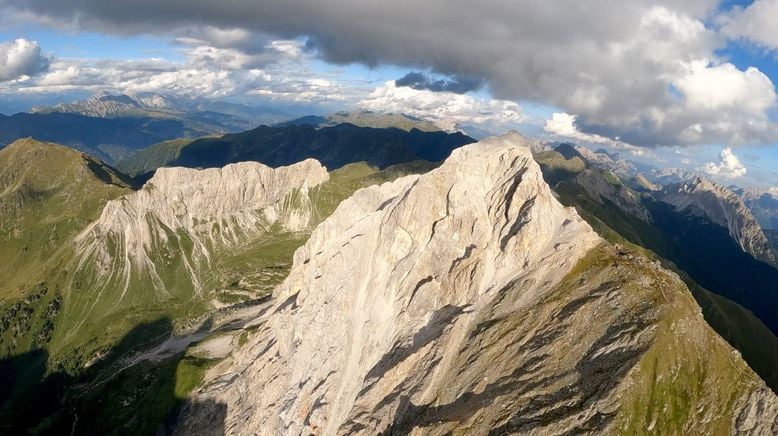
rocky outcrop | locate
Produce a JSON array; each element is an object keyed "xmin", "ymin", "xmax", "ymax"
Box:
[
  {"xmin": 176, "ymin": 133, "xmax": 778, "ymax": 435},
  {"xmin": 659, "ymin": 177, "xmax": 776, "ymax": 266}
]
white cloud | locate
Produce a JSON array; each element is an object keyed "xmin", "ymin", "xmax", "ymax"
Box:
[
  {"xmin": 674, "ymin": 61, "xmax": 776, "ymax": 114},
  {"xmin": 3, "ymin": 1, "xmax": 778, "ymax": 148},
  {"xmin": 544, "ymin": 112, "xmax": 638, "ymax": 151},
  {"xmin": 358, "ymin": 81, "xmax": 525, "ymax": 133},
  {"xmin": 718, "ymin": 0, "xmax": 778, "ymax": 51},
  {"xmin": 38, "ymin": 65, "xmax": 80, "ymax": 86},
  {"xmin": 1, "ymin": 38, "xmax": 351, "ymax": 105},
  {"xmin": 0, "ymin": 38, "xmax": 49, "ymax": 81},
  {"xmin": 699, "ymin": 147, "xmax": 747, "ymax": 179}
]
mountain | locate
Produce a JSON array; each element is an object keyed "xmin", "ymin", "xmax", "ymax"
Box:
[
  {"xmin": 536, "ymin": 145, "xmax": 650, "ymax": 221},
  {"xmin": 737, "ymin": 187, "xmax": 778, "ymax": 230},
  {"xmin": 174, "ymin": 133, "xmax": 777, "ymax": 434},
  {"xmin": 0, "ymin": 138, "xmax": 133, "ymax": 308},
  {"xmin": 116, "ymin": 123, "xmax": 475, "ymax": 180},
  {"xmin": 534, "ymin": 147, "xmax": 778, "ymax": 391},
  {"xmin": 0, "ymin": 112, "xmax": 224, "ymax": 164},
  {"xmin": 644, "ymin": 167, "xmax": 698, "ymax": 185},
  {"xmin": 0, "ymin": 136, "xmax": 446, "ymax": 433},
  {"xmin": 555, "ymin": 143, "xmax": 638, "ymax": 177},
  {"xmin": 31, "ymin": 91, "xmax": 296, "ymax": 131},
  {"xmin": 32, "ymin": 92, "xmax": 177, "ymax": 118},
  {"xmin": 631, "ymin": 174, "xmax": 660, "ymax": 191},
  {"xmin": 278, "ymin": 110, "xmax": 443, "ymax": 132},
  {"xmin": 659, "ymin": 178, "xmax": 777, "ymax": 266}
]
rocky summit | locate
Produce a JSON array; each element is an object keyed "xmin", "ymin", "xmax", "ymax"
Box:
[{"xmin": 174, "ymin": 133, "xmax": 778, "ymax": 435}]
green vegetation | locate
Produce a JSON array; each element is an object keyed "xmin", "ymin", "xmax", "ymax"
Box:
[
  {"xmin": 116, "ymin": 137, "xmax": 196, "ymax": 178},
  {"xmin": 0, "ymin": 131, "xmax": 439, "ymax": 434},
  {"xmin": 530, "ymin": 243, "xmax": 764, "ymax": 434},
  {"xmin": 536, "ymin": 152, "xmax": 778, "ymax": 392},
  {"xmin": 115, "ymin": 123, "xmax": 472, "ymax": 181},
  {"xmin": 174, "ymin": 356, "xmax": 216, "ymax": 399}
]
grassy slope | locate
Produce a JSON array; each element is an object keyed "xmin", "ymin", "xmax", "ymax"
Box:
[
  {"xmin": 115, "ymin": 123, "xmax": 473, "ymax": 181},
  {"xmin": 549, "ymin": 245, "xmax": 766, "ymax": 434},
  {"xmin": 536, "ymin": 154, "xmax": 778, "ymax": 392},
  {"xmin": 115, "ymin": 137, "xmax": 196, "ymax": 177},
  {"xmin": 0, "ymin": 139, "xmax": 133, "ymax": 359}
]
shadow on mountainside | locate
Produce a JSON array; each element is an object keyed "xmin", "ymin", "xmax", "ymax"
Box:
[{"xmin": 0, "ymin": 317, "xmax": 225, "ymax": 435}]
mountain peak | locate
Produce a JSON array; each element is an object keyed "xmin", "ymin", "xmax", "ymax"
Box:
[{"xmin": 176, "ymin": 133, "xmax": 777, "ymax": 434}]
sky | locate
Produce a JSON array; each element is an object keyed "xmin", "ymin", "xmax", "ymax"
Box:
[{"xmin": 0, "ymin": 0, "xmax": 777, "ymax": 189}]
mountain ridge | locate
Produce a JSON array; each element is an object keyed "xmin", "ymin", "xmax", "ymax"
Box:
[
  {"xmin": 175, "ymin": 133, "xmax": 777, "ymax": 434},
  {"xmin": 659, "ymin": 177, "xmax": 777, "ymax": 266}
]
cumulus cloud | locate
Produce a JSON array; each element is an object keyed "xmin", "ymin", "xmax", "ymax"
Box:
[
  {"xmin": 359, "ymin": 81, "xmax": 524, "ymax": 133},
  {"xmin": 395, "ymin": 72, "xmax": 483, "ymax": 94},
  {"xmin": 675, "ymin": 61, "xmax": 776, "ymax": 114},
  {"xmin": 718, "ymin": 0, "xmax": 778, "ymax": 50},
  {"xmin": 699, "ymin": 147, "xmax": 747, "ymax": 179},
  {"xmin": 0, "ymin": 38, "xmax": 49, "ymax": 81},
  {"xmin": 2, "ymin": 0, "xmax": 778, "ymax": 147}
]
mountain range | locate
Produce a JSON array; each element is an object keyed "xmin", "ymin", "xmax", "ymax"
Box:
[
  {"xmin": 0, "ymin": 116, "xmax": 777, "ymax": 434},
  {"xmin": 174, "ymin": 133, "xmax": 777, "ymax": 434},
  {"xmin": 115, "ymin": 122, "xmax": 474, "ymax": 182}
]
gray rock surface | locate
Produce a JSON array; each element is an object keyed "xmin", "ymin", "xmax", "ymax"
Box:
[
  {"xmin": 660, "ymin": 177, "xmax": 777, "ymax": 266},
  {"xmin": 176, "ymin": 133, "xmax": 777, "ymax": 435},
  {"xmin": 74, "ymin": 159, "xmax": 328, "ymax": 297}
]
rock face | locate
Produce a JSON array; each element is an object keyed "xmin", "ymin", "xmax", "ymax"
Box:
[
  {"xmin": 738, "ymin": 187, "xmax": 778, "ymax": 230},
  {"xmin": 176, "ymin": 133, "xmax": 778, "ymax": 434},
  {"xmin": 659, "ymin": 177, "xmax": 776, "ymax": 266},
  {"xmin": 68, "ymin": 159, "xmax": 328, "ymax": 313}
]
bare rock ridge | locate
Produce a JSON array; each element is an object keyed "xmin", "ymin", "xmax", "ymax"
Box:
[
  {"xmin": 176, "ymin": 133, "xmax": 777, "ymax": 434},
  {"xmin": 659, "ymin": 177, "xmax": 777, "ymax": 266},
  {"xmin": 71, "ymin": 159, "xmax": 328, "ymax": 304}
]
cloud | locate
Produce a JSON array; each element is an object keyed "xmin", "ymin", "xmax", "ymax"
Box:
[
  {"xmin": 0, "ymin": 38, "xmax": 49, "ymax": 81},
  {"xmin": 2, "ymin": 0, "xmax": 778, "ymax": 147},
  {"xmin": 699, "ymin": 147, "xmax": 747, "ymax": 179},
  {"xmin": 359, "ymin": 81, "xmax": 524, "ymax": 133},
  {"xmin": 718, "ymin": 0, "xmax": 778, "ymax": 51},
  {"xmin": 395, "ymin": 71, "xmax": 483, "ymax": 94},
  {"xmin": 674, "ymin": 61, "xmax": 776, "ymax": 114},
  {"xmin": 544, "ymin": 112, "xmax": 637, "ymax": 151}
]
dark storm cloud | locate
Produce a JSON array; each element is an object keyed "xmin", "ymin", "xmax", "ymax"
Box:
[
  {"xmin": 395, "ymin": 72, "xmax": 484, "ymax": 94},
  {"xmin": 3, "ymin": 0, "xmax": 777, "ymax": 147}
]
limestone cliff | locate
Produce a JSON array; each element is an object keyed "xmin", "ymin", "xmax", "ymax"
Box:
[
  {"xmin": 176, "ymin": 133, "xmax": 777, "ymax": 435},
  {"xmin": 56, "ymin": 160, "xmax": 328, "ymax": 349}
]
